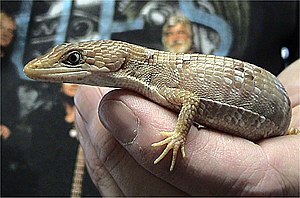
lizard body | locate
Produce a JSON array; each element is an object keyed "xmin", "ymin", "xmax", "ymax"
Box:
[{"xmin": 24, "ymin": 40, "xmax": 299, "ymax": 171}]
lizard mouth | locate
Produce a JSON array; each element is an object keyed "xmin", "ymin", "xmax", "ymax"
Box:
[{"xmin": 23, "ymin": 66, "xmax": 91, "ymax": 82}]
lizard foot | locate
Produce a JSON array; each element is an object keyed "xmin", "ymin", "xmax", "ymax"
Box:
[
  {"xmin": 151, "ymin": 131, "xmax": 186, "ymax": 171},
  {"xmin": 285, "ymin": 127, "xmax": 300, "ymax": 135}
]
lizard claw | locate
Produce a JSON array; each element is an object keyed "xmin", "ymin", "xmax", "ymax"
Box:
[
  {"xmin": 152, "ymin": 131, "xmax": 186, "ymax": 171},
  {"xmin": 285, "ymin": 127, "xmax": 300, "ymax": 135}
]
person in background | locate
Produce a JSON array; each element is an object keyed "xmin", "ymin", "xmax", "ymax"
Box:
[
  {"xmin": 0, "ymin": 10, "xmax": 18, "ymax": 140},
  {"xmin": 1, "ymin": 10, "xmax": 37, "ymax": 196},
  {"xmin": 61, "ymin": 83, "xmax": 78, "ymax": 125},
  {"xmin": 29, "ymin": 83, "xmax": 99, "ymax": 197},
  {"xmin": 162, "ymin": 15, "xmax": 193, "ymax": 53},
  {"xmin": 0, "ymin": 11, "xmax": 16, "ymax": 58}
]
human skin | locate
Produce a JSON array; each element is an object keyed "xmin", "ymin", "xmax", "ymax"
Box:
[
  {"xmin": 61, "ymin": 83, "xmax": 79, "ymax": 97},
  {"xmin": 0, "ymin": 13, "xmax": 16, "ymax": 48},
  {"xmin": 0, "ymin": 124, "xmax": 11, "ymax": 139},
  {"xmin": 163, "ymin": 23, "xmax": 192, "ymax": 53},
  {"xmin": 74, "ymin": 60, "xmax": 300, "ymax": 196}
]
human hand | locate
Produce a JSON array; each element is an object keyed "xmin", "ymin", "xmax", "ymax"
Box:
[
  {"xmin": 74, "ymin": 83, "xmax": 299, "ymax": 196},
  {"xmin": 278, "ymin": 59, "xmax": 300, "ymax": 130},
  {"xmin": 0, "ymin": 124, "xmax": 11, "ymax": 139}
]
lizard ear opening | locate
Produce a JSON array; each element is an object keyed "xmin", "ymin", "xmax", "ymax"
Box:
[{"xmin": 103, "ymin": 57, "xmax": 128, "ymax": 72}]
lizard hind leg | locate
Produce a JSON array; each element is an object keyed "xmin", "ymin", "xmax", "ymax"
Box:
[{"xmin": 152, "ymin": 131, "xmax": 187, "ymax": 171}]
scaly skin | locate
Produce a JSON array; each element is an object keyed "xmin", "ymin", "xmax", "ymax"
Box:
[{"xmin": 23, "ymin": 40, "xmax": 299, "ymax": 171}]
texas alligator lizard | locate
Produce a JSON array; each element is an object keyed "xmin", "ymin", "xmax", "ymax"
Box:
[{"xmin": 24, "ymin": 40, "xmax": 299, "ymax": 171}]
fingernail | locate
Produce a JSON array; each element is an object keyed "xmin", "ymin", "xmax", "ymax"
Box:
[{"xmin": 99, "ymin": 100, "xmax": 139, "ymax": 145}]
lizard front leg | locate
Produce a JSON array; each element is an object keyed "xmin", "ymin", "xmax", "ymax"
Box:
[{"xmin": 152, "ymin": 88, "xmax": 199, "ymax": 171}]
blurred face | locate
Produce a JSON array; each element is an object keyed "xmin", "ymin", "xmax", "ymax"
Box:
[
  {"xmin": 0, "ymin": 14, "xmax": 16, "ymax": 47},
  {"xmin": 62, "ymin": 83, "xmax": 79, "ymax": 97},
  {"xmin": 163, "ymin": 23, "xmax": 192, "ymax": 53}
]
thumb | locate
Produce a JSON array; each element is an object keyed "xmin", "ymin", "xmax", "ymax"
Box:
[{"xmin": 98, "ymin": 89, "xmax": 178, "ymax": 171}]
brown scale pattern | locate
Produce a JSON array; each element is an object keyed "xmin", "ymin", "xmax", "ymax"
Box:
[{"xmin": 126, "ymin": 46, "xmax": 291, "ymax": 140}]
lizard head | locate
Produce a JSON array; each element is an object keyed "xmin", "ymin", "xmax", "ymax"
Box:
[{"xmin": 24, "ymin": 40, "xmax": 128, "ymax": 84}]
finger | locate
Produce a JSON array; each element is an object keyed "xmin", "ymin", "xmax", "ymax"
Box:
[
  {"xmin": 277, "ymin": 59, "xmax": 300, "ymax": 107},
  {"xmin": 99, "ymin": 89, "xmax": 295, "ymax": 196},
  {"xmin": 75, "ymin": 86, "xmax": 185, "ymax": 196},
  {"xmin": 98, "ymin": 89, "xmax": 179, "ymax": 171},
  {"xmin": 74, "ymin": 86, "xmax": 124, "ymax": 196},
  {"xmin": 258, "ymin": 134, "xmax": 300, "ymax": 195}
]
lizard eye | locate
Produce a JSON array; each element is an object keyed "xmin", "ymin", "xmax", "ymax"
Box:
[{"xmin": 63, "ymin": 51, "xmax": 82, "ymax": 65}]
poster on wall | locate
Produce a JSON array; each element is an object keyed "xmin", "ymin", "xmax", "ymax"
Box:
[{"xmin": 12, "ymin": 0, "xmax": 250, "ymax": 80}]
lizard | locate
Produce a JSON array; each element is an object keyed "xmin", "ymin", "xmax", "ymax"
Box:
[{"xmin": 23, "ymin": 40, "xmax": 299, "ymax": 171}]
